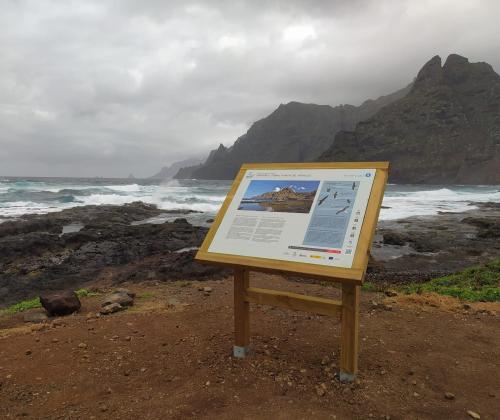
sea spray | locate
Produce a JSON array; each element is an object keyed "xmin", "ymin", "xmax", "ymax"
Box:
[{"xmin": 0, "ymin": 177, "xmax": 499, "ymax": 222}]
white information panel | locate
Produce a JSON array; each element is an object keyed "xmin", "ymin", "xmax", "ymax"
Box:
[{"xmin": 208, "ymin": 168, "xmax": 375, "ymax": 268}]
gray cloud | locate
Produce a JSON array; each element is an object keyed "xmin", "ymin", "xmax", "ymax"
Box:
[{"xmin": 1, "ymin": 0, "xmax": 499, "ymax": 177}]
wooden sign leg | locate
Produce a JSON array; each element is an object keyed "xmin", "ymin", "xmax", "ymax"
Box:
[
  {"xmin": 233, "ymin": 268, "xmax": 250, "ymax": 358},
  {"xmin": 340, "ymin": 282, "xmax": 360, "ymax": 382}
]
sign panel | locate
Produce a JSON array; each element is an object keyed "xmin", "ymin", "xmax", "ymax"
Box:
[
  {"xmin": 197, "ymin": 163, "xmax": 388, "ymax": 282},
  {"xmin": 209, "ymin": 168, "xmax": 374, "ymax": 268}
]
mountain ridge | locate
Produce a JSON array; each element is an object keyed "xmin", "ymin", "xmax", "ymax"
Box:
[
  {"xmin": 319, "ymin": 54, "xmax": 500, "ymax": 184},
  {"xmin": 149, "ymin": 157, "xmax": 204, "ymax": 180},
  {"xmin": 175, "ymin": 53, "xmax": 499, "ymax": 184},
  {"xmin": 174, "ymin": 85, "xmax": 411, "ymax": 180}
]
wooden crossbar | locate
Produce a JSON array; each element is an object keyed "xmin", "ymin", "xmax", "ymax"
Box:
[{"xmin": 245, "ymin": 287, "xmax": 342, "ymax": 318}]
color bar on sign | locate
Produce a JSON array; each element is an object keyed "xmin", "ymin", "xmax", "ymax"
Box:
[{"xmin": 289, "ymin": 245, "xmax": 342, "ymax": 254}]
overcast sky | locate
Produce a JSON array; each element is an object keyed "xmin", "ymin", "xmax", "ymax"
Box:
[{"xmin": 1, "ymin": 0, "xmax": 499, "ymax": 177}]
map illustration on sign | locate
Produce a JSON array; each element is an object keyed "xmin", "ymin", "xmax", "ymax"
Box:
[
  {"xmin": 207, "ymin": 167, "xmax": 376, "ymax": 268},
  {"xmin": 238, "ymin": 180, "xmax": 320, "ymax": 213},
  {"xmin": 303, "ymin": 181, "xmax": 359, "ymax": 249}
]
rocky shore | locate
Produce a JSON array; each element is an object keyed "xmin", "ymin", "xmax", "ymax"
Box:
[
  {"xmin": 370, "ymin": 202, "xmax": 500, "ymax": 284},
  {"xmin": 0, "ymin": 202, "xmax": 225, "ymax": 307},
  {"xmin": 1, "ymin": 201, "xmax": 499, "ymax": 308}
]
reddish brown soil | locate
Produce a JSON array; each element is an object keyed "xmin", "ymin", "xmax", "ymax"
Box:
[{"xmin": 0, "ymin": 274, "xmax": 499, "ymax": 419}]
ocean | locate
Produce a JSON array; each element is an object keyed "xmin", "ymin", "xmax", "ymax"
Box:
[{"xmin": 0, "ymin": 177, "xmax": 499, "ymax": 224}]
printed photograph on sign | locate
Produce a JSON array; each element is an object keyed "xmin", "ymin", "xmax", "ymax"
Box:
[{"xmin": 238, "ymin": 180, "xmax": 320, "ymax": 213}]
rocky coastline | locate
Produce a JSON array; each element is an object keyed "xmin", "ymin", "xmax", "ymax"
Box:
[
  {"xmin": 0, "ymin": 202, "xmax": 226, "ymax": 307},
  {"xmin": 369, "ymin": 202, "xmax": 500, "ymax": 284},
  {"xmin": 1, "ymin": 201, "xmax": 499, "ymax": 308}
]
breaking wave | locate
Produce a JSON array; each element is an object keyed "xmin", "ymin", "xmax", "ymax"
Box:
[{"xmin": 0, "ymin": 178, "xmax": 499, "ymax": 222}]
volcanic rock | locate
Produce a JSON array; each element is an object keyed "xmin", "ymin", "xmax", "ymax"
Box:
[
  {"xmin": 100, "ymin": 303, "xmax": 124, "ymax": 315},
  {"xmin": 0, "ymin": 203, "xmax": 225, "ymax": 308},
  {"xmin": 174, "ymin": 86, "xmax": 410, "ymax": 180},
  {"xmin": 319, "ymin": 54, "xmax": 500, "ymax": 184},
  {"xmin": 444, "ymin": 392, "xmax": 456, "ymax": 400},
  {"xmin": 23, "ymin": 312, "xmax": 49, "ymax": 323},
  {"xmin": 102, "ymin": 289, "xmax": 135, "ymax": 308},
  {"xmin": 382, "ymin": 232, "xmax": 407, "ymax": 246},
  {"xmin": 462, "ymin": 217, "xmax": 500, "ymax": 238},
  {"xmin": 39, "ymin": 290, "xmax": 81, "ymax": 316}
]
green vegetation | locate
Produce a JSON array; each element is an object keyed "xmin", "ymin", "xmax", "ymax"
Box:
[
  {"xmin": 402, "ymin": 259, "xmax": 500, "ymax": 302},
  {"xmin": 138, "ymin": 292, "xmax": 155, "ymax": 299},
  {"xmin": 0, "ymin": 288, "xmax": 98, "ymax": 315},
  {"xmin": 1, "ymin": 297, "xmax": 42, "ymax": 315},
  {"xmin": 75, "ymin": 288, "xmax": 98, "ymax": 298},
  {"xmin": 361, "ymin": 282, "xmax": 383, "ymax": 292}
]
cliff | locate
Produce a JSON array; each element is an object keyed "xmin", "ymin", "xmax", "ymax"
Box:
[
  {"xmin": 149, "ymin": 157, "xmax": 204, "ymax": 180},
  {"xmin": 319, "ymin": 54, "xmax": 500, "ymax": 184},
  {"xmin": 174, "ymin": 85, "xmax": 410, "ymax": 180}
]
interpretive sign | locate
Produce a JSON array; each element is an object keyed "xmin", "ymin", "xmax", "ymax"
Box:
[
  {"xmin": 196, "ymin": 162, "xmax": 389, "ymax": 381},
  {"xmin": 208, "ymin": 168, "xmax": 374, "ymax": 269},
  {"xmin": 198, "ymin": 163, "xmax": 388, "ymax": 282}
]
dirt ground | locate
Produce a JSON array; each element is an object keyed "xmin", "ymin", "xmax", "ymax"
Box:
[{"xmin": 0, "ymin": 274, "xmax": 499, "ymax": 419}]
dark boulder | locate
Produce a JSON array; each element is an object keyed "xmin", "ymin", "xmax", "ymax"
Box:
[
  {"xmin": 462, "ymin": 217, "xmax": 500, "ymax": 238},
  {"xmin": 39, "ymin": 290, "xmax": 81, "ymax": 316},
  {"xmin": 382, "ymin": 232, "xmax": 407, "ymax": 246},
  {"xmin": 173, "ymin": 218, "xmax": 189, "ymax": 224}
]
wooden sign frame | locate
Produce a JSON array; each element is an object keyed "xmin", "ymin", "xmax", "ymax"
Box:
[{"xmin": 196, "ymin": 162, "xmax": 389, "ymax": 381}]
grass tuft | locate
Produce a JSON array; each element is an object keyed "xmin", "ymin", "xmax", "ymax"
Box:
[
  {"xmin": 75, "ymin": 288, "xmax": 98, "ymax": 298},
  {"xmin": 361, "ymin": 282, "xmax": 383, "ymax": 292},
  {"xmin": 401, "ymin": 259, "xmax": 500, "ymax": 302},
  {"xmin": 2, "ymin": 297, "xmax": 42, "ymax": 315}
]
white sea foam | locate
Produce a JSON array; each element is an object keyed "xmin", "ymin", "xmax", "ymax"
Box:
[
  {"xmin": 77, "ymin": 193, "xmax": 144, "ymax": 206},
  {"xmin": 54, "ymin": 185, "xmax": 107, "ymax": 193},
  {"xmin": 404, "ymin": 187, "xmax": 500, "ymax": 202},
  {"xmin": 105, "ymin": 184, "xmax": 143, "ymax": 192},
  {"xmin": 0, "ymin": 201, "xmax": 75, "ymax": 217},
  {"xmin": 1, "ymin": 179, "xmax": 499, "ymax": 222},
  {"xmin": 379, "ymin": 187, "xmax": 500, "ymax": 220},
  {"xmin": 157, "ymin": 201, "xmax": 221, "ymax": 212},
  {"xmin": 160, "ymin": 194, "xmax": 227, "ymax": 204},
  {"xmin": 74, "ymin": 192, "xmax": 225, "ymax": 211}
]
